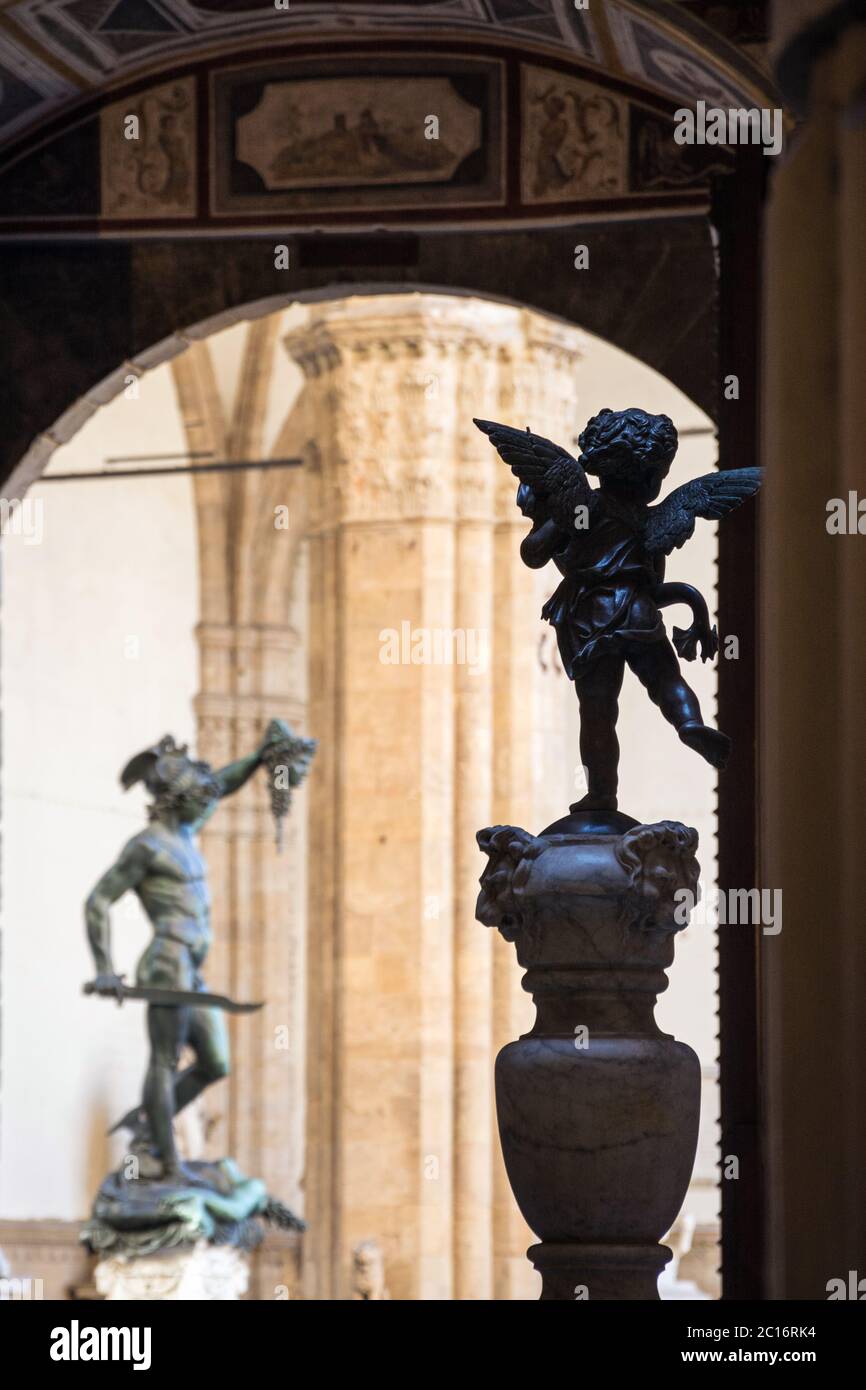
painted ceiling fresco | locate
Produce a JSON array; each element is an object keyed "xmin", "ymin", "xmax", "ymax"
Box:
[{"xmin": 0, "ymin": 0, "xmax": 772, "ymax": 148}]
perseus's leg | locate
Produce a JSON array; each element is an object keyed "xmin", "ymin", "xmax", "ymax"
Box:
[
  {"xmin": 172, "ymin": 1005, "xmax": 230, "ymax": 1117},
  {"xmin": 113, "ymin": 1006, "xmax": 229, "ymax": 1144},
  {"xmin": 573, "ymin": 653, "xmax": 626, "ymax": 809},
  {"xmin": 627, "ymin": 638, "xmax": 731, "ymax": 769},
  {"xmin": 143, "ymin": 1004, "xmax": 189, "ymax": 1175}
]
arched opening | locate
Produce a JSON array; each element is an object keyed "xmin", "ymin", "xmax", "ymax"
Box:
[
  {"xmin": 0, "ymin": 0, "xmax": 774, "ymax": 1309},
  {"xmin": 1, "ymin": 288, "xmax": 721, "ymax": 1299},
  {"xmin": 3, "ymin": 0, "xmax": 859, "ymax": 1316}
]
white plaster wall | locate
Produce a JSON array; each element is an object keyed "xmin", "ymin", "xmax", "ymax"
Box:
[{"xmin": 0, "ymin": 366, "xmax": 199, "ymax": 1220}]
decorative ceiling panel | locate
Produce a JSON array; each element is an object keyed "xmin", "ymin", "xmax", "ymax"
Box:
[{"xmin": 0, "ymin": 0, "xmax": 775, "ymax": 150}]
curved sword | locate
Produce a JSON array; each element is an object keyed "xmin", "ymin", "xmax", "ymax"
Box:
[{"xmin": 83, "ymin": 980, "xmax": 263, "ymax": 1014}]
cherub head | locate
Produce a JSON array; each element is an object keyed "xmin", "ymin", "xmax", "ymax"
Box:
[{"xmin": 578, "ymin": 407, "xmax": 678, "ymax": 503}]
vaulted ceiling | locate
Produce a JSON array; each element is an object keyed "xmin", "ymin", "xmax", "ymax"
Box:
[{"xmin": 0, "ymin": 0, "xmax": 773, "ymax": 151}]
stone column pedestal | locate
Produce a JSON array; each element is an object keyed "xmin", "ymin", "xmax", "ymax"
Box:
[
  {"xmin": 476, "ymin": 810, "xmax": 702, "ymax": 1301},
  {"xmin": 94, "ymin": 1242, "xmax": 250, "ymax": 1300}
]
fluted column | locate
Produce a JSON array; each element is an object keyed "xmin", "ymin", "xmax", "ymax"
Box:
[
  {"xmin": 290, "ymin": 296, "xmax": 462, "ymax": 1300},
  {"xmin": 450, "ymin": 322, "xmax": 508, "ymax": 1300},
  {"xmin": 289, "ymin": 294, "xmax": 589, "ymax": 1299}
]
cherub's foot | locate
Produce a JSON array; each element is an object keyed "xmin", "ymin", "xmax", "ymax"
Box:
[
  {"xmin": 572, "ymin": 792, "xmax": 617, "ymax": 812},
  {"xmin": 678, "ymin": 722, "xmax": 731, "ymax": 770}
]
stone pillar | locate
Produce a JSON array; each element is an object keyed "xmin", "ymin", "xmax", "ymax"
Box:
[
  {"xmin": 451, "ymin": 333, "xmax": 500, "ymax": 1301},
  {"xmin": 171, "ymin": 333, "xmax": 310, "ymax": 1211},
  {"xmin": 293, "ymin": 295, "xmax": 541, "ymax": 1300},
  {"xmin": 290, "ymin": 297, "xmax": 461, "ymax": 1301},
  {"xmin": 761, "ymin": 6, "xmax": 866, "ymax": 1298},
  {"xmin": 289, "ymin": 294, "xmax": 592, "ymax": 1298}
]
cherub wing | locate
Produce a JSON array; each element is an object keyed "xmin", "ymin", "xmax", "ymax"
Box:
[
  {"xmin": 644, "ymin": 468, "xmax": 762, "ymax": 555},
  {"xmin": 473, "ymin": 418, "xmax": 593, "ymax": 531}
]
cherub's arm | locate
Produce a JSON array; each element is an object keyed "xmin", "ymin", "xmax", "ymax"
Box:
[
  {"xmin": 473, "ymin": 419, "xmax": 595, "ymax": 534},
  {"xmin": 85, "ymin": 838, "xmax": 154, "ymax": 988},
  {"xmin": 520, "ymin": 518, "xmax": 568, "ymax": 569}
]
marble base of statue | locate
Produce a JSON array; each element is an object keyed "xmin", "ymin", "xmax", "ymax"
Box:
[
  {"xmin": 94, "ymin": 1240, "xmax": 250, "ymax": 1301},
  {"xmin": 82, "ymin": 1157, "xmax": 303, "ymax": 1300}
]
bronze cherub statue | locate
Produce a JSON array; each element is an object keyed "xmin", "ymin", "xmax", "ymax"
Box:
[{"xmin": 475, "ymin": 408, "xmax": 761, "ymax": 814}]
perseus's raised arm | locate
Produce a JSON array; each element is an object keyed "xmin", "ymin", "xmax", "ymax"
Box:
[
  {"xmin": 210, "ymin": 719, "xmax": 295, "ymax": 801},
  {"xmin": 185, "ymin": 749, "xmax": 265, "ymax": 834},
  {"xmin": 213, "ymin": 750, "xmax": 263, "ymax": 800},
  {"xmin": 85, "ymin": 838, "xmax": 153, "ymax": 978}
]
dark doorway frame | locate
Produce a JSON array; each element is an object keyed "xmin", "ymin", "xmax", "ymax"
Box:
[
  {"xmin": 713, "ymin": 146, "xmax": 767, "ymax": 1302},
  {"xmin": 1, "ymin": 190, "xmax": 765, "ymax": 1299}
]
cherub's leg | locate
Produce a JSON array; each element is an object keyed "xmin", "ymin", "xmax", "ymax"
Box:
[
  {"xmin": 143, "ymin": 1004, "xmax": 189, "ymax": 1176},
  {"xmin": 573, "ymin": 654, "xmax": 626, "ymax": 809},
  {"xmin": 173, "ymin": 1005, "xmax": 230, "ymax": 1117},
  {"xmin": 627, "ymin": 639, "xmax": 731, "ymax": 769}
]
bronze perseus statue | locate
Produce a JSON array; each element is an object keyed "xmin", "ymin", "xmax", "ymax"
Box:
[
  {"xmin": 475, "ymin": 408, "xmax": 762, "ymax": 812},
  {"xmin": 85, "ymin": 720, "xmax": 315, "ymax": 1184}
]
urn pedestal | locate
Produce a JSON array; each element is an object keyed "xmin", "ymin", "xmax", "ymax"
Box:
[{"xmin": 477, "ymin": 810, "xmax": 702, "ymax": 1301}]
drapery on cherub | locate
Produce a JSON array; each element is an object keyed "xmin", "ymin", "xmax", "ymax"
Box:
[{"xmin": 475, "ymin": 408, "xmax": 762, "ymax": 812}]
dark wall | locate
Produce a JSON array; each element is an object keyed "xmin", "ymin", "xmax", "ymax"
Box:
[{"xmin": 0, "ymin": 216, "xmax": 716, "ymax": 485}]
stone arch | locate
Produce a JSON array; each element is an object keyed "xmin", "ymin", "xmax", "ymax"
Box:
[
  {"xmin": 0, "ymin": 284, "xmax": 723, "ymax": 1300},
  {"xmin": 0, "ymin": 0, "xmax": 791, "ymax": 1303},
  {"xmin": 3, "ymin": 214, "xmax": 718, "ymax": 497}
]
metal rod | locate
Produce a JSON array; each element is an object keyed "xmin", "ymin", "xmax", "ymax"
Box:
[
  {"xmin": 104, "ymin": 450, "xmax": 215, "ymax": 464},
  {"xmin": 41, "ymin": 458, "xmax": 303, "ymax": 483}
]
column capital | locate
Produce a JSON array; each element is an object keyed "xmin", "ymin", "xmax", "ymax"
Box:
[{"xmin": 285, "ymin": 295, "xmax": 585, "ymax": 528}]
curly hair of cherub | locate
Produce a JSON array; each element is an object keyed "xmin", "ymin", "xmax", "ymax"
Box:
[{"xmin": 577, "ymin": 407, "xmax": 678, "ymax": 481}]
